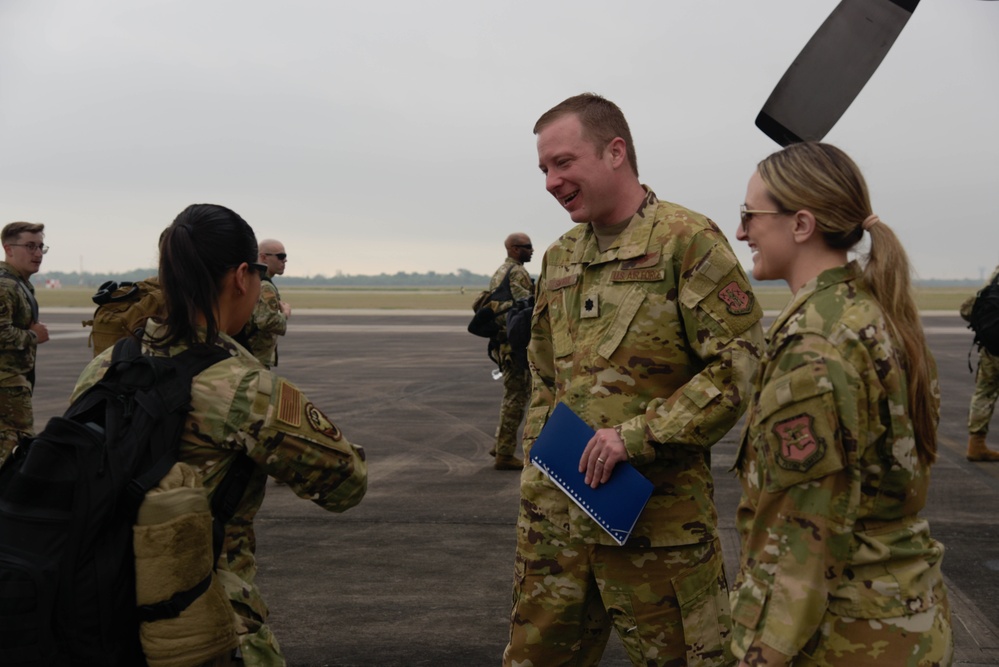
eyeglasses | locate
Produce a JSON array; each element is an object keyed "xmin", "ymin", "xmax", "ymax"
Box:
[
  {"xmin": 249, "ymin": 262, "xmax": 269, "ymax": 274},
  {"xmin": 263, "ymin": 252, "xmax": 287, "ymax": 261},
  {"xmin": 739, "ymin": 204, "xmax": 783, "ymax": 231},
  {"xmin": 513, "ymin": 244, "xmax": 533, "ymax": 250},
  {"xmin": 7, "ymin": 243, "xmax": 48, "ymax": 254}
]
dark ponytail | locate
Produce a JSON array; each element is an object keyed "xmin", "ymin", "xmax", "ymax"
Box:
[{"xmin": 156, "ymin": 204, "xmax": 257, "ymax": 348}]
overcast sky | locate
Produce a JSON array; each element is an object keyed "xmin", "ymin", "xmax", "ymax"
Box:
[{"xmin": 2, "ymin": 0, "xmax": 996, "ymax": 281}]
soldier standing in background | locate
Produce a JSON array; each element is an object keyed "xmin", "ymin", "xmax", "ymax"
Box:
[
  {"xmin": 241, "ymin": 239, "xmax": 291, "ymax": 368},
  {"xmin": 504, "ymin": 93, "xmax": 763, "ymax": 666},
  {"xmin": 489, "ymin": 232, "xmax": 534, "ymax": 471},
  {"xmin": 961, "ymin": 264, "xmax": 999, "ymax": 461},
  {"xmin": 0, "ymin": 222, "xmax": 49, "ymax": 467}
]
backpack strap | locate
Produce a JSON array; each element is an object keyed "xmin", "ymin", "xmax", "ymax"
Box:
[{"xmin": 120, "ymin": 339, "xmax": 231, "ymax": 507}]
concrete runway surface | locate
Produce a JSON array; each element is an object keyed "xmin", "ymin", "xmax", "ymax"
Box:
[{"xmin": 31, "ymin": 309, "xmax": 999, "ymax": 666}]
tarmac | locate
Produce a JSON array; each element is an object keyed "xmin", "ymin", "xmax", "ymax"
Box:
[{"xmin": 33, "ymin": 308, "xmax": 999, "ymax": 667}]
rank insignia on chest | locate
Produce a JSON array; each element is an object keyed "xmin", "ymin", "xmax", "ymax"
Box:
[
  {"xmin": 772, "ymin": 414, "xmax": 824, "ymax": 472},
  {"xmin": 581, "ymin": 293, "xmax": 599, "ymax": 318}
]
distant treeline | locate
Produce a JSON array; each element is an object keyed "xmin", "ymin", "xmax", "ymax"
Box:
[
  {"xmin": 34, "ymin": 269, "xmax": 984, "ymax": 290},
  {"xmin": 36, "ymin": 268, "xmax": 496, "ymax": 288}
]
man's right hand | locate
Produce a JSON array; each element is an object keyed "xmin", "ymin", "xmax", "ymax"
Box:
[{"xmin": 29, "ymin": 321, "xmax": 49, "ymax": 344}]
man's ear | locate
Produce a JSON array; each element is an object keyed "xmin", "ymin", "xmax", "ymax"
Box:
[
  {"xmin": 792, "ymin": 209, "xmax": 818, "ymax": 244},
  {"xmin": 605, "ymin": 137, "xmax": 627, "ymax": 169}
]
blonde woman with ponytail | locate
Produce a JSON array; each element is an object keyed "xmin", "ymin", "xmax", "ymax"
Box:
[{"xmin": 729, "ymin": 143, "xmax": 951, "ymax": 666}]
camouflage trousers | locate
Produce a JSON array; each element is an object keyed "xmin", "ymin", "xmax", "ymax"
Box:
[
  {"xmin": 969, "ymin": 349, "xmax": 999, "ymax": 435},
  {"xmin": 787, "ymin": 597, "xmax": 952, "ymax": 666},
  {"xmin": 504, "ymin": 510, "xmax": 733, "ymax": 666},
  {"xmin": 0, "ymin": 385, "xmax": 33, "ymax": 468},
  {"xmin": 495, "ymin": 364, "xmax": 530, "ymax": 457}
]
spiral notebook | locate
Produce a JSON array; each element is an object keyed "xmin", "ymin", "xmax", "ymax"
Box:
[{"xmin": 529, "ymin": 403, "xmax": 654, "ymax": 546}]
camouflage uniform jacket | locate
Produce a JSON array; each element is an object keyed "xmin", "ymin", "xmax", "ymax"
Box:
[
  {"xmin": 522, "ymin": 188, "xmax": 764, "ymax": 547},
  {"xmin": 0, "ymin": 261, "xmax": 38, "ymax": 388},
  {"xmin": 730, "ymin": 262, "xmax": 946, "ymax": 659},
  {"xmin": 245, "ymin": 278, "xmax": 286, "ymax": 367},
  {"xmin": 71, "ymin": 321, "xmax": 368, "ymax": 641}
]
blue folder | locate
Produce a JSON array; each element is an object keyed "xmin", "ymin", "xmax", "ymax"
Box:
[{"xmin": 529, "ymin": 403, "xmax": 654, "ymax": 546}]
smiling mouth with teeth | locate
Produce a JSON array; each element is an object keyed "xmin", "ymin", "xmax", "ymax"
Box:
[{"xmin": 562, "ymin": 191, "xmax": 578, "ymax": 205}]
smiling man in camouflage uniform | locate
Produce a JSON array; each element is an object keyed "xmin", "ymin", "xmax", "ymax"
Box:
[
  {"xmin": 503, "ymin": 94, "xmax": 763, "ymax": 666},
  {"xmin": 0, "ymin": 222, "xmax": 50, "ymax": 467}
]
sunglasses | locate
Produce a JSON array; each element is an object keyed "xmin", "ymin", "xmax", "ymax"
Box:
[
  {"xmin": 513, "ymin": 244, "xmax": 533, "ymax": 250},
  {"xmin": 739, "ymin": 204, "xmax": 784, "ymax": 231},
  {"xmin": 263, "ymin": 252, "xmax": 287, "ymax": 261}
]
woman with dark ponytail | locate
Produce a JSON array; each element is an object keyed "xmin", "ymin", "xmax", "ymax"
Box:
[
  {"xmin": 729, "ymin": 144, "xmax": 951, "ymax": 665},
  {"xmin": 73, "ymin": 204, "xmax": 368, "ymax": 665}
]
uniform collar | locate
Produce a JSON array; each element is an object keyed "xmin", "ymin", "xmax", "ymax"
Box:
[
  {"xmin": 770, "ymin": 261, "xmax": 862, "ymax": 335},
  {"xmin": 572, "ymin": 186, "xmax": 659, "ymax": 264}
]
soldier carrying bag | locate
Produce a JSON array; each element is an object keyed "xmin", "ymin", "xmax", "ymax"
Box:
[
  {"xmin": 962, "ymin": 272, "xmax": 999, "ymax": 368},
  {"xmin": 0, "ymin": 336, "xmax": 252, "ymax": 667}
]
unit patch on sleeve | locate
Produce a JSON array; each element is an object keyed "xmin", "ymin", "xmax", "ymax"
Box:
[
  {"xmin": 718, "ymin": 281, "xmax": 755, "ymax": 315},
  {"xmin": 772, "ymin": 414, "xmax": 825, "ymax": 472},
  {"xmin": 306, "ymin": 402, "xmax": 343, "ymax": 441},
  {"xmin": 276, "ymin": 380, "xmax": 302, "ymax": 428}
]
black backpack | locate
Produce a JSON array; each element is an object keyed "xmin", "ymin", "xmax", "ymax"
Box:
[
  {"xmin": 467, "ymin": 267, "xmax": 514, "ymax": 339},
  {"xmin": 505, "ymin": 296, "xmax": 535, "ymax": 371},
  {"xmin": 0, "ymin": 336, "xmax": 251, "ymax": 667},
  {"xmin": 968, "ymin": 274, "xmax": 999, "ymax": 357}
]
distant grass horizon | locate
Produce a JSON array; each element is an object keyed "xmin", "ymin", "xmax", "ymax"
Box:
[{"xmin": 38, "ymin": 285, "xmax": 971, "ymax": 312}]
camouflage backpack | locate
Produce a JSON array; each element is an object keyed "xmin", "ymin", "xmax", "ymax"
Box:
[{"xmin": 83, "ymin": 278, "xmax": 165, "ymax": 356}]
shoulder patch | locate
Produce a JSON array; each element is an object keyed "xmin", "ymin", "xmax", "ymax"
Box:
[
  {"xmin": 276, "ymin": 380, "xmax": 302, "ymax": 428},
  {"xmin": 718, "ymin": 281, "xmax": 754, "ymax": 315},
  {"xmin": 305, "ymin": 403, "xmax": 343, "ymax": 441},
  {"xmin": 772, "ymin": 414, "xmax": 825, "ymax": 472}
]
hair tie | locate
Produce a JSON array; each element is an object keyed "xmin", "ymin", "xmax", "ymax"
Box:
[{"xmin": 862, "ymin": 214, "xmax": 880, "ymax": 231}]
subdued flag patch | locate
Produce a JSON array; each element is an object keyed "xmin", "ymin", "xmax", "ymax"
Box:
[{"xmin": 276, "ymin": 381, "xmax": 302, "ymax": 428}]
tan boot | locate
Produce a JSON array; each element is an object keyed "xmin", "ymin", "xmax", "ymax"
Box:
[
  {"xmin": 966, "ymin": 433, "xmax": 999, "ymax": 461},
  {"xmin": 494, "ymin": 454, "xmax": 523, "ymax": 470}
]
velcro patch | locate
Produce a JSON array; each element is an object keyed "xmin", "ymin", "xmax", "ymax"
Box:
[
  {"xmin": 547, "ymin": 274, "xmax": 579, "ymax": 290},
  {"xmin": 718, "ymin": 281, "xmax": 754, "ymax": 315},
  {"xmin": 581, "ymin": 293, "xmax": 599, "ymax": 318},
  {"xmin": 306, "ymin": 402, "xmax": 343, "ymax": 441},
  {"xmin": 619, "ymin": 251, "xmax": 660, "ymax": 270},
  {"xmin": 276, "ymin": 381, "xmax": 302, "ymax": 428},
  {"xmin": 772, "ymin": 414, "xmax": 824, "ymax": 472}
]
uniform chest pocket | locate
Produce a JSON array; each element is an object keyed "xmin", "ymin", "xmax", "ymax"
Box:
[
  {"xmin": 596, "ymin": 285, "xmax": 646, "ymax": 360},
  {"xmin": 754, "ymin": 360, "xmax": 845, "ymax": 492}
]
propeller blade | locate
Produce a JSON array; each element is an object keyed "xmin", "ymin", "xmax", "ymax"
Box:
[{"xmin": 756, "ymin": 0, "xmax": 920, "ymax": 146}]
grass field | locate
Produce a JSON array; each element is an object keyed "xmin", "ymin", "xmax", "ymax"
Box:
[{"xmin": 38, "ymin": 284, "xmax": 972, "ymax": 312}]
